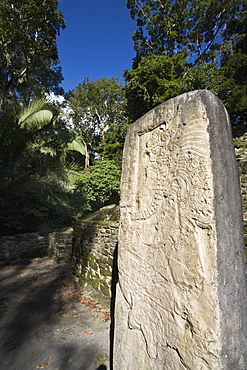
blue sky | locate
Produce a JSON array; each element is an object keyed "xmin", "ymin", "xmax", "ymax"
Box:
[{"xmin": 57, "ymin": 0, "xmax": 136, "ymax": 92}]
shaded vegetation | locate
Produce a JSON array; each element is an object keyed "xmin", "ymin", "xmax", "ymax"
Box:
[
  {"xmin": 1, "ymin": 0, "xmax": 247, "ymax": 236},
  {"xmin": 71, "ymin": 160, "xmax": 121, "ymax": 216}
]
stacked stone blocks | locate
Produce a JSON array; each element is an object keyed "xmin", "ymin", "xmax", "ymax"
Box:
[{"xmin": 71, "ymin": 220, "xmax": 119, "ymax": 304}]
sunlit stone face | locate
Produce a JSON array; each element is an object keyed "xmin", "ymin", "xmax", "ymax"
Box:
[{"xmin": 113, "ymin": 90, "xmax": 247, "ymax": 370}]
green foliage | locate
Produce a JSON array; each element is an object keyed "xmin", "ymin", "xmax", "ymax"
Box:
[
  {"xmin": 219, "ymin": 53, "xmax": 247, "ymax": 127},
  {"xmin": 66, "ymin": 77, "xmax": 127, "ymax": 161},
  {"xmin": 0, "ymin": 99, "xmax": 78, "ymax": 236},
  {"xmin": 127, "ymin": 0, "xmax": 243, "ymax": 66},
  {"xmin": 72, "ymin": 160, "xmax": 121, "ymax": 216},
  {"xmin": 102, "ymin": 120, "xmax": 130, "ymax": 163},
  {"xmin": 0, "ymin": 0, "xmax": 65, "ymax": 117},
  {"xmin": 64, "ymin": 78, "xmax": 128, "ymax": 218},
  {"xmin": 124, "ymin": 53, "xmax": 187, "ymax": 122},
  {"xmin": 221, "ymin": 1, "xmax": 247, "ymax": 55},
  {"xmin": 125, "ymin": 0, "xmax": 247, "ymax": 128},
  {"xmin": 67, "ymin": 136, "xmax": 86, "ymax": 157},
  {"xmin": 0, "ymin": 99, "xmax": 58, "ymax": 176},
  {"xmin": 181, "ymin": 63, "xmax": 224, "ymax": 94},
  {"xmin": 0, "ymin": 175, "xmax": 72, "ymax": 236},
  {"xmin": 18, "ymin": 99, "xmax": 54, "ymax": 130}
]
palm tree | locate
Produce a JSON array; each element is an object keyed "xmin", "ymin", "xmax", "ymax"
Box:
[{"xmin": 0, "ymin": 98, "xmax": 86, "ymax": 235}]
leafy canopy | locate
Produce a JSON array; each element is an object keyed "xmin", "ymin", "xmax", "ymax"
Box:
[
  {"xmin": 127, "ymin": 0, "xmax": 244, "ymax": 66},
  {"xmin": 125, "ymin": 0, "xmax": 247, "ymax": 127},
  {"xmin": 0, "ymin": 0, "xmax": 65, "ymax": 116},
  {"xmin": 124, "ymin": 53, "xmax": 187, "ymax": 122},
  {"xmin": 66, "ymin": 77, "xmax": 128, "ymax": 161}
]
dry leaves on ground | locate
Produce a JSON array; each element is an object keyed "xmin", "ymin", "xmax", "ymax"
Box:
[
  {"xmin": 36, "ymin": 363, "xmax": 48, "ymax": 369},
  {"xmin": 55, "ymin": 280, "xmax": 110, "ymax": 322}
]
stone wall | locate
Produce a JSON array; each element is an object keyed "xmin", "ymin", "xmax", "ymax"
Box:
[
  {"xmin": 71, "ymin": 219, "xmax": 119, "ymax": 307},
  {"xmin": 47, "ymin": 228, "xmax": 74, "ymax": 263},
  {"xmin": 0, "ymin": 207, "xmax": 119, "ymax": 308},
  {"xmin": 0, "ymin": 228, "xmax": 73, "ymax": 262},
  {"xmin": 0, "ymin": 231, "xmax": 49, "ymax": 260},
  {"xmin": 235, "ymin": 133, "xmax": 247, "ymax": 249}
]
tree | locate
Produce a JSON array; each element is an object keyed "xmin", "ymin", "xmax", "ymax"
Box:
[
  {"xmin": 0, "ymin": 98, "xmax": 86, "ymax": 235},
  {"xmin": 219, "ymin": 2, "xmax": 247, "ymax": 128},
  {"xmin": 125, "ymin": 0, "xmax": 247, "ymax": 128},
  {"xmin": 65, "ymin": 78, "xmax": 128, "ymax": 216},
  {"xmin": 72, "ymin": 160, "xmax": 121, "ymax": 215},
  {"xmin": 124, "ymin": 53, "xmax": 187, "ymax": 122},
  {"xmin": 0, "ymin": 98, "xmax": 65, "ymax": 235},
  {"xmin": 127, "ymin": 0, "xmax": 243, "ymax": 66},
  {"xmin": 102, "ymin": 119, "xmax": 130, "ymax": 163},
  {"xmin": 66, "ymin": 77, "xmax": 128, "ymax": 163},
  {"xmin": 181, "ymin": 62, "xmax": 224, "ymax": 95},
  {"xmin": 180, "ymin": 2, "xmax": 247, "ymax": 127},
  {"xmin": 0, "ymin": 0, "xmax": 65, "ymax": 119},
  {"xmin": 221, "ymin": 0, "xmax": 247, "ymax": 56},
  {"xmin": 219, "ymin": 53, "xmax": 247, "ymax": 130}
]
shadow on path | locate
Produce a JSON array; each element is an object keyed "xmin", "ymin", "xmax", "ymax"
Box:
[{"xmin": 0, "ymin": 257, "xmax": 110, "ymax": 369}]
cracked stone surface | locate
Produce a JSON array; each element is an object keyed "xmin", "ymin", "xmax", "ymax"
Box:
[{"xmin": 113, "ymin": 90, "xmax": 247, "ymax": 369}]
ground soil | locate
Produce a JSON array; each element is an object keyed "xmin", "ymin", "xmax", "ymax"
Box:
[{"xmin": 0, "ymin": 257, "xmax": 110, "ymax": 370}]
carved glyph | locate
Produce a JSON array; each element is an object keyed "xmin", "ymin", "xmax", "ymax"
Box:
[{"xmin": 113, "ymin": 91, "xmax": 247, "ymax": 369}]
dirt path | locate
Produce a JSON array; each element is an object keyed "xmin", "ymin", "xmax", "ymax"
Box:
[{"xmin": 0, "ymin": 257, "xmax": 110, "ymax": 370}]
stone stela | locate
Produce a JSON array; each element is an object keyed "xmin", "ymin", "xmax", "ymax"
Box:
[{"xmin": 113, "ymin": 90, "xmax": 247, "ymax": 369}]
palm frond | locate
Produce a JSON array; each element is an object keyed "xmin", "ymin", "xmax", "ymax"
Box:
[
  {"xmin": 67, "ymin": 136, "xmax": 86, "ymax": 156},
  {"xmin": 18, "ymin": 98, "xmax": 53, "ymax": 131}
]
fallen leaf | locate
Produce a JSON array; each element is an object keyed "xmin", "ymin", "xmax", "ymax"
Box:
[
  {"xmin": 47, "ymin": 356, "xmax": 52, "ymax": 359},
  {"xmin": 36, "ymin": 363, "xmax": 48, "ymax": 369},
  {"xmin": 70, "ymin": 310, "xmax": 77, "ymax": 313},
  {"xmin": 73, "ymin": 314, "xmax": 78, "ymax": 317},
  {"xmin": 61, "ymin": 337, "xmax": 66, "ymax": 340},
  {"xmin": 84, "ymin": 331, "xmax": 92, "ymax": 335},
  {"xmin": 77, "ymin": 322, "xmax": 83, "ymax": 325},
  {"xmin": 68, "ymin": 358, "xmax": 72, "ymax": 362},
  {"xmin": 61, "ymin": 314, "xmax": 66, "ymax": 317},
  {"xmin": 27, "ymin": 352, "xmax": 33, "ymax": 356}
]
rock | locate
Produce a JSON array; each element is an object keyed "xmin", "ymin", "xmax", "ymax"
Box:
[{"xmin": 113, "ymin": 90, "xmax": 247, "ymax": 369}]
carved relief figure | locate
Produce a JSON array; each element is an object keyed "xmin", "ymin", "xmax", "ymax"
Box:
[
  {"xmin": 114, "ymin": 91, "xmax": 247, "ymax": 370},
  {"xmin": 118, "ymin": 97, "xmax": 219, "ymax": 367}
]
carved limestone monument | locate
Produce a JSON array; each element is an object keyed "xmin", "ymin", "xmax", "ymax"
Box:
[{"xmin": 113, "ymin": 90, "xmax": 247, "ymax": 369}]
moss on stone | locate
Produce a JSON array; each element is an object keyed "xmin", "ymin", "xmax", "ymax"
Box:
[
  {"xmin": 91, "ymin": 277, "xmax": 100, "ymax": 290},
  {"xmin": 88, "ymin": 254, "xmax": 97, "ymax": 269},
  {"xmin": 103, "ymin": 268, "xmax": 112, "ymax": 277},
  {"xmin": 100, "ymin": 284, "xmax": 110, "ymax": 297}
]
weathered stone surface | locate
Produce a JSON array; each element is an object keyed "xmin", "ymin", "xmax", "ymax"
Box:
[
  {"xmin": 234, "ymin": 133, "xmax": 247, "ymax": 248},
  {"xmin": 71, "ymin": 220, "xmax": 118, "ymax": 308},
  {"xmin": 0, "ymin": 231, "xmax": 49, "ymax": 260},
  {"xmin": 113, "ymin": 90, "xmax": 247, "ymax": 369},
  {"xmin": 47, "ymin": 227, "xmax": 74, "ymax": 263}
]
